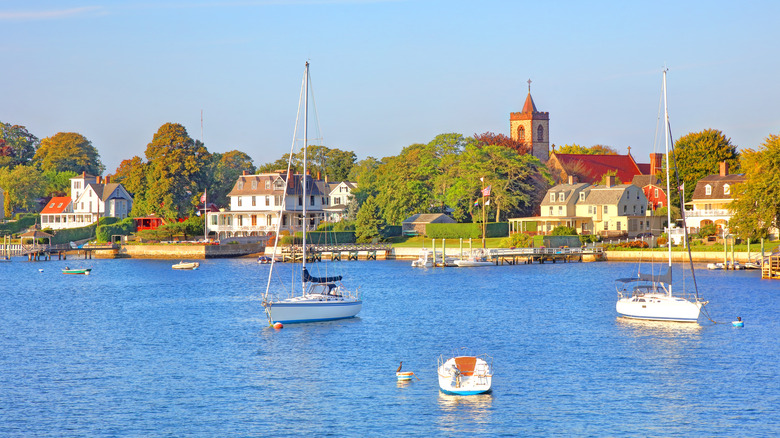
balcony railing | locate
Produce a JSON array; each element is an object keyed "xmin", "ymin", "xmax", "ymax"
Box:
[{"xmin": 685, "ymin": 209, "xmax": 731, "ymax": 217}]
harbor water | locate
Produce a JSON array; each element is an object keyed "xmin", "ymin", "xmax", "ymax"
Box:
[{"xmin": 1, "ymin": 258, "xmax": 777, "ymax": 436}]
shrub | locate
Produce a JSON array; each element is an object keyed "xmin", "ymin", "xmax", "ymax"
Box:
[
  {"xmin": 426, "ymin": 222, "xmax": 509, "ymax": 239},
  {"xmin": 605, "ymin": 241, "xmax": 650, "ymax": 249},
  {"xmin": 579, "ymin": 234, "xmax": 601, "ymax": 244},
  {"xmin": 551, "ymin": 225, "xmax": 577, "ymax": 236},
  {"xmin": 499, "ymin": 233, "xmax": 533, "ymax": 248},
  {"xmin": 696, "ymin": 223, "xmax": 718, "ymax": 238},
  {"xmin": 96, "ymin": 218, "xmax": 136, "ymax": 242}
]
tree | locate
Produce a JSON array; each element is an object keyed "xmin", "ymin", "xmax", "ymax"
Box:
[
  {"xmin": 34, "ymin": 132, "xmax": 104, "ymax": 175},
  {"xmin": 729, "ymin": 134, "xmax": 780, "ymax": 240},
  {"xmin": 662, "ymin": 129, "xmax": 739, "ymax": 204},
  {"xmin": 0, "ymin": 122, "xmax": 39, "ymax": 168},
  {"xmin": 473, "ymin": 132, "xmax": 529, "ymax": 155},
  {"xmin": 256, "ymin": 155, "xmax": 297, "ymax": 174},
  {"xmin": 598, "ymin": 169, "xmax": 622, "ymax": 185},
  {"xmin": 348, "ymin": 156, "xmax": 381, "ymax": 205},
  {"xmin": 554, "ymin": 143, "xmax": 618, "ymax": 155},
  {"xmin": 0, "ymin": 165, "xmax": 47, "ymax": 216},
  {"xmin": 355, "ymin": 196, "xmax": 385, "ymax": 243},
  {"xmin": 207, "ymin": 150, "xmax": 255, "ymax": 207},
  {"xmin": 42, "ymin": 170, "xmax": 77, "ymax": 197},
  {"xmin": 140, "ymin": 123, "xmax": 210, "ymax": 219}
]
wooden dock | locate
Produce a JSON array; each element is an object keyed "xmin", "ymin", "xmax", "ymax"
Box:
[
  {"xmin": 488, "ymin": 247, "xmax": 604, "ymax": 265},
  {"xmin": 762, "ymin": 253, "xmax": 780, "ymax": 279},
  {"xmin": 276, "ymin": 243, "xmax": 392, "ymax": 262},
  {"xmin": 0, "ymin": 243, "xmax": 118, "ymax": 261}
]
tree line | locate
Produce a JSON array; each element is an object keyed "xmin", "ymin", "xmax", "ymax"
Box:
[{"xmin": 1, "ymin": 118, "xmax": 778, "ymax": 240}]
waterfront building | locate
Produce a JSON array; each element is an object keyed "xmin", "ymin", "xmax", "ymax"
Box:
[
  {"xmin": 40, "ymin": 172, "xmax": 133, "ymax": 230},
  {"xmin": 324, "ymin": 181, "xmax": 357, "ymax": 222},
  {"xmin": 402, "ymin": 213, "xmax": 456, "ymax": 236},
  {"xmin": 684, "ymin": 162, "xmax": 745, "ymax": 235},
  {"xmin": 206, "ymin": 170, "xmax": 330, "ymax": 240}
]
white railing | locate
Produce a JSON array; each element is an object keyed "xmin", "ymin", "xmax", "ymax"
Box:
[{"xmin": 685, "ymin": 209, "xmax": 731, "ymax": 217}]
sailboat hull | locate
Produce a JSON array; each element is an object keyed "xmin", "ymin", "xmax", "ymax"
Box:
[
  {"xmin": 265, "ymin": 299, "xmax": 362, "ymax": 324},
  {"xmin": 616, "ymin": 295, "xmax": 703, "ymax": 322}
]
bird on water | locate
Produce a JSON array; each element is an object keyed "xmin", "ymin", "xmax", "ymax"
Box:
[{"xmin": 396, "ymin": 361, "xmax": 403, "ymax": 372}]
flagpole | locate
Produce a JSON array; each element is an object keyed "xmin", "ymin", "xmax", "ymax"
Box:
[
  {"xmin": 203, "ymin": 189, "xmax": 207, "ymax": 242},
  {"xmin": 481, "ymin": 177, "xmax": 486, "ymax": 249}
]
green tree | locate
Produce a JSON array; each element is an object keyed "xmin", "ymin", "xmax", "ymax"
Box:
[
  {"xmin": 34, "ymin": 132, "xmax": 104, "ymax": 175},
  {"xmin": 42, "ymin": 170, "xmax": 77, "ymax": 197},
  {"xmin": 555, "ymin": 144, "xmax": 618, "ymax": 155},
  {"xmin": 355, "ymin": 196, "xmax": 385, "ymax": 243},
  {"xmin": 598, "ymin": 169, "xmax": 622, "ymax": 185},
  {"xmin": 662, "ymin": 129, "xmax": 739, "ymax": 204},
  {"xmin": 729, "ymin": 134, "xmax": 780, "ymax": 239},
  {"xmin": 139, "ymin": 123, "xmax": 210, "ymax": 219},
  {"xmin": 207, "ymin": 150, "xmax": 255, "ymax": 207},
  {"xmin": 0, "ymin": 122, "xmax": 39, "ymax": 168},
  {"xmin": 348, "ymin": 156, "xmax": 381, "ymax": 205},
  {"xmin": 256, "ymin": 155, "xmax": 297, "ymax": 174},
  {"xmin": 0, "ymin": 165, "xmax": 47, "ymax": 216}
]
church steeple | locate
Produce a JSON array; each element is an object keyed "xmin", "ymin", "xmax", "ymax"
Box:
[{"xmin": 510, "ymin": 78, "xmax": 550, "ymax": 161}]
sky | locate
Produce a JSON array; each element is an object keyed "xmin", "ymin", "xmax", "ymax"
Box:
[{"xmin": 2, "ymin": 0, "xmax": 779, "ymax": 173}]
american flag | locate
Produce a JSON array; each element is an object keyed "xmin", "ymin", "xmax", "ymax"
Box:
[
  {"xmin": 481, "ymin": 185, "xmax": 491, "ymax": 197},
  {"xmin": 200, "ymin": 190, "xmax": 207, "ymax": 203}
]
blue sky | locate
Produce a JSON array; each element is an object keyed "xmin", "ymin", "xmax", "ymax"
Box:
[{"xmin": 2, "ymin": 0, "xmax": 779, "ymax": 173}]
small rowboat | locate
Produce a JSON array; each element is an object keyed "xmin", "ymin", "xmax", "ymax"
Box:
[
  {"xmin": 396, "ymin": 372, "xmax": 415, "ymax": 381},
  {"xmin": 172, "ymin": 261, "xmax": 200, "ymax": 270},
  {"xmin": 62, "ymin": 268, "xmax": 91, "ymax": 275}
]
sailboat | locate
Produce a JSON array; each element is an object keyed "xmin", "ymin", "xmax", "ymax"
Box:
[
  {"xmin": 261, "ymin": 62, "xmax": 362, "ymax": 325},
  {"xmin": 615, "ymin": 70, "xmax": 707, "ymax": 323}
]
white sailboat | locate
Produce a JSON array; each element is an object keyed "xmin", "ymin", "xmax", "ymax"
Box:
[
  {"xmin": 615, "ymin": 70, "xmax": 707, "ymax": 323},
  {"xmin": 261, "ymin": 62, "xmax": 362, "ymax": 325}
]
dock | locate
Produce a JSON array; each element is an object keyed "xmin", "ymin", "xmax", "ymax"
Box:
[
  {"xmin": 275, "ymin": 243, "xmax": 392, "ymax": 262},
  {"xmin": 762, "ymin": 252, "xmax": 780, "ymax": 279}
]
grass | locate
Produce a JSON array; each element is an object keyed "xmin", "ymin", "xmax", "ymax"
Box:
[{"xmin": 386, "ymin": 236, "xmax": 506, "ymax": 248}]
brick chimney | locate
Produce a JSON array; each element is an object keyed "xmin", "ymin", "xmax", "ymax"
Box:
[
  {"xmin": 606, "ymin": 175, "xmax": 615, "ymax": 187},
  {"xmin": 243, "ymin": 170, "xmax": 248, "ymax": 176},
  {"xmin": 287, "ymin": 170, "xmax": 294, "ymax": 188},
  {"xmin": 719, "ymin": 161, "xmax": 728, "ymax": 176},
  {"xmin": 649, "ymin": 153, "xmax": 663, "ymax": 175},
  {"xmin": 96, "ymin": 175, "xmax": 101, "ymax": 184},
  {"xmin": 568, "ymin": 175, "xmax": 577, "ymax": 185},
  {"xmin": 105, "ymin": 175, "xmax": 110, "ymax": 184}
]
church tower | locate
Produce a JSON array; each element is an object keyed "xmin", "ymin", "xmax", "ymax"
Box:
[{"xmin": 510, "ymin": 79, "xmax": 549, "ymax": 161}]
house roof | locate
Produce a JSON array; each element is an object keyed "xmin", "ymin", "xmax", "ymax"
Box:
[
  {"xmin": 581, "ymin": 184, "xmax": 635, "ymax": 204},
  {"xmin": 41, "ymin": 196, "xmax": 72, "ymax": 214},
  {"xmin": 636, "ymin": 163, "xmax": 651, "ymax": 174},
  {"xmin": 228, "ymin": 173, "xmax": 327, "ymax": 197},
  {"xmin": 402, "ymin": 213, "xmax": 456, "ymax": 224},
  {"xmin": 550, "ymin": 153, "xmax": 643, "ymax": 184},
  {"xmin": 631, "ymin": 175, "xmax": 661, "ymax": 188},
  {"xmin": 691, "ymin": 173, "xmax": 746, "ymax": 201},
  {"xmin": 540, "ymin": 183, "xmax": 590, "ymax": 206}
]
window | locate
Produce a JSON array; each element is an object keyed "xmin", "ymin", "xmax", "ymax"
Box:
[
  {"xmin": 310, "ymin": 195, "xmax": 315, "ymax": 206},
  {"xmin": 518, "ymin": 126, "xmax": 525, "ymax": 141},
  {"xmin": 705, "ymin": 184, "xmax": 712, "ymax": 196},
  {"xmin": 548, "ymin": 206, "xmax": 553, "ymax": 215},
  {"xmin": 723, "ymin": 184, "xmax": 730, "ymax": 195},
  {"xmin": 579, "ymin": 192, "xmax": 585, "ymax": 201},
  {"xmin": 537, "ymin": 125, "xmax": 544, "ymax": 141},
  {"xmin": 298, "ymin": 196, "xmax": 302, "ymax": 206},
  {"xmin": 265, "ymin": 196, "xmax": 270, "ymax": 206},
  {"xmin": 604, "ymin": 221, "xmax": 609, "ymax": 230},
  {"xmin": 641, "ymin": 206, "xmax": 645, "ymax": 214},
  {"xmin": 274, "ymin": 179, "xmax": 284, "ymax": 190},
  {"xmin": 238, "ymin": 180, "xmax": 244, "ymax": 190},
  {"xmin": 267, "ymin": 215, "xmax": 273, "ymax": 226},
  {"xmin": 251, "ymin": 215, "xmax": 257, "ymax": 226},
  {"xmin": 211, "ymin": 216, "xmax": 217, "ymax": 225},
  {"xmin": 633, "ymin": 205, "xmax": 636, "ymax": 213},
  {"xmin": 251, "ymin": 196, "xmax": 256, "ymax": 206},
  {"xmin": 237, "ymin": 197, "xmax": 242, "ymax": 207},
  {"xmin": 617, "ymin": 221, "xmax": 621, "ymax": 231},
  {"xmin": 558, "ymin": 192, "xmax": 564, "ymax": 202},
  {"xmin": 252, "ymin": 180, "xmax": 257, "ymax": 190},
  {"xmin": 321, "ymin": 197, "xmax": 326, "ymax": 205},
  {"xmin": 335, "ymin": 196, "xmax": 341, "ymax": 205},
  {"xmin": 275, "ymin": 195, "xmax": 282, "ymax": 206},
  {"xmin": 623, "ymin": 205, "xmax": 627, "ymax": 213},
  {"xmin": 558, "ymin": 206, "xmax": 563, "ymax": 215},
  {"xmin": 588, "ymin": 206, "xmax": 592, "ymax": 214},
  {"xmin": 238, "ymin": 216, "xmax": 243, "ymax": 226},
  {"xmin": 265, "ymin": 180, "xmax": 270, "ymax": 189},
  {"xmin": 550, "ymin": 193, "xmax": 555, "ymax": 202},
  {"xmin": 603, "ymin": 205, "xmax": 608, "ymax": 213},
  {"xmin": 654, "ymin": 188, "xmax": 659, "ymax": 198}
]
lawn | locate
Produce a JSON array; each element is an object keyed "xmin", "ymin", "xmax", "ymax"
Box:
[{"xmin": 386, "ymin": 236, "xmax": 506, "ymax": 248}]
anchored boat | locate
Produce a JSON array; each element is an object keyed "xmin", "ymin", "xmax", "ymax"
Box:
[{"xmin": 437, "ymin": 349, "xmax": 493, "ymax": 395}]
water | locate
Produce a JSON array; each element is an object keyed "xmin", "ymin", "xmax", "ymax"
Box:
[{"xmin": 1, "ymin": 258, "xmax": 778, "ymax": 436}]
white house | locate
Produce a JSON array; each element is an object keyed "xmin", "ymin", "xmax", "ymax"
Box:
[
  {"xmin": 206, "ymin": 170, "xmax": 331, "ymax": 240},
  {"xmin": 40, "ymin": 172, "xmax": 133, "ymax": 230},
  {"xmin": 684, "ymin": 162, "xmax": 745, "ymax": 235},
  {"xmin": 324, "ymin": 181, "xmax": 356, "ymax": 222}
]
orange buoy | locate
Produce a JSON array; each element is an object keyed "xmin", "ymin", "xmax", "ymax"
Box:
[{"xmin": 273, "ymin": 322, "xmax": 283, "ymax": 329}]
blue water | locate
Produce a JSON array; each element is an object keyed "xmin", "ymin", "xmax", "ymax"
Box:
[{"xmin": 1, "ymin": 257, "xmax": 778, "ymax": 436}]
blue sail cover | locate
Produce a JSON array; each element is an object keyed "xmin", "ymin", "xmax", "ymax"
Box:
[{"xmin": 302, "ymin": 267, "xmax": 342, "ymax": 284}]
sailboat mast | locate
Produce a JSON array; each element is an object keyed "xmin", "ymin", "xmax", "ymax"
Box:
[
  {"xmin": 662, "ymin": 69, "xmax": 673, "ymax": 295},
  {"xmin": 302, "ymin": 62, "xmax": 309, "ymax": 276}
]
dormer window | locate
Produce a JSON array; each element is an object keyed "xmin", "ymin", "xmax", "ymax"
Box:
[
  {"xmin": 274, "ymin": 179, "xmax": 284, "ymax": 190},
  {"xmin": 238, "ymin": 180, "xmax": 244, "ymax": 190},
  {"xmin": 579, "ymin": 192, "xmax": 585, "ymax": 201},
  {"xmin": 550, "ymin": 193, "xmax": 555, "ymax": 202},
  {"xmin": 251, "ymin": 180, "xmax": 257, "ymax": 190},
  {"xmin": 558, "ymin": 192, "xmax": 564, "ymax": 202},
  {"xmin": 265, "ymin": 180, "xmax": 270, "ymax": 189},
  {"xmin": 723, "ymin": 184, "xmax": 730, "ymax": 195},
  {"xmin": 705, "ymin": 184, "xmax": 712, "ymax": 196}
]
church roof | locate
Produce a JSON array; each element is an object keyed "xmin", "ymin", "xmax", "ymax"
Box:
[
  {"xmin": 550, "ymin": 153, "xmax": 643, "ymax": 184},
  {"xmin": 522, "ymin": 93, "xmax": 537, "ymax": 113}
]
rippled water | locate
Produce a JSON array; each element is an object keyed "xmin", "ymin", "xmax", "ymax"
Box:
[{"xmin": 1, "ymin": 257, "xmax": 778, "ymax": 436}]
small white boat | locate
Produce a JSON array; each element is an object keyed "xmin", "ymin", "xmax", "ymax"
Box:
[
  {"xmin": 172, "ymin": 261, "xmax": 200, "ymax": 270},
  {"xmin": 744, "ymin": 261, "xmax": 761, "ymax": 270},
  {"xmin": 437, "ymin": 350, "xmax": 493, "ymax": 395},
  {"xmin": 453, "ymin": 250, "xmax": 493, "ymax": 267},
  {"xmin": 411, "ymin": 248, "xmax": 456, "ymax": 267},
  {"xmin": 707, "ymin": 263, "xmax": 723, "ymax": 270}
]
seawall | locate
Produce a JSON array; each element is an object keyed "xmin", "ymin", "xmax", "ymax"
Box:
[
  {"xmin": 605, "ymin": 250, "xmax": 762, "ymax": 263},
  {"xmin": 95, "ymin": 243, "xmax": 266, "ymax": 259}
]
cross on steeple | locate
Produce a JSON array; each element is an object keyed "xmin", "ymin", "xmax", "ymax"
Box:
[{"xmin": 527, "ymin": 78, "xmax": 532, "ymax": 92}]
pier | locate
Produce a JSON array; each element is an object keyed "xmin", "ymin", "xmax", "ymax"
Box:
[
  {"xmin": 275, "ymin": 243, "xmax": 392, "ymax": 262},
  {"xmin": 762, "ymin": 253, "xmax": 780, "ymax": 280}
]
